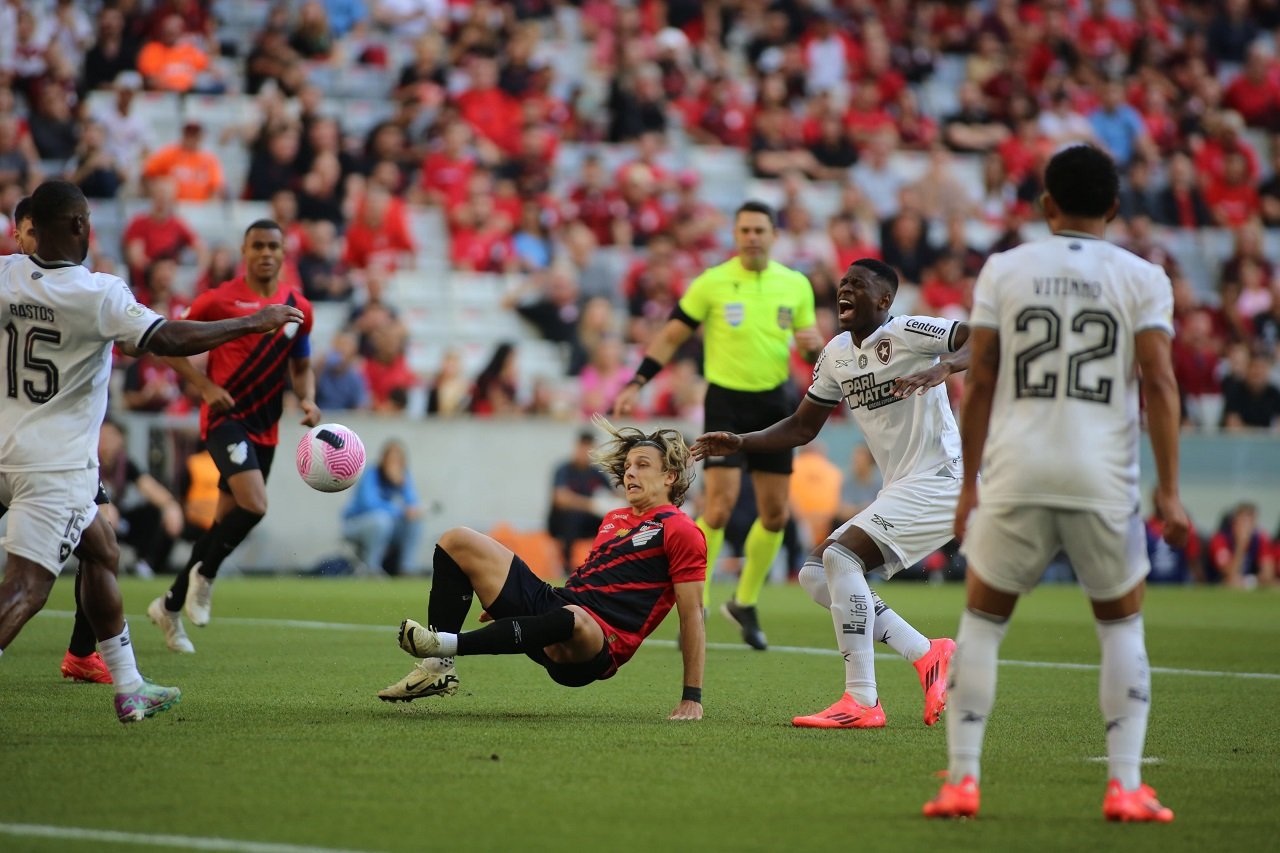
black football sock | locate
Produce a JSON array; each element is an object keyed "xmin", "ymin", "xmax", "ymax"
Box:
[
  {"xmin": 165, "ymin": 522, "xmax": 220, "ymax": 612},
  {"xmin": 196, "ymin": 506, "xmax": 264, "ymax": 579},
  {"xmin": 456, "ymin": 608, "xmax": 576, "ymax": 656},
  {"xmin": 426, "ymin": 546, "xmax": 473, "ymax": 633},
  {"xmin": 67, "ymin": 570, "xmax": 97, "ymax": 657}
]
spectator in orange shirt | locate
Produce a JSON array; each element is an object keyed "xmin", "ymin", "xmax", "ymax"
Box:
[
  {"xmin": 137, "ymin": 14, "xmax": 211, "ymax": 93},
  {"xmin": 142, "ymin": 121, "xmax": 225, "ymax": 201}
]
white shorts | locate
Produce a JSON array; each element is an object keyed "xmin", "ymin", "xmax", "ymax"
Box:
[
  {"xmin": 0, "ymin": 469, "xmax": 99, "ymax": 576},
  {"xmin": 830, "ymin": 471, "xmax": 961, "ymax": 579},
  {"xmin": 961, "ymin": 504, "xmax": 1150, "ymax": 601}
]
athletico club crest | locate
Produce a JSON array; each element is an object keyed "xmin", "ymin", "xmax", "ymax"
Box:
[{"xmin": 875, "ymin": 338, "xmax": 892, "ymax": 364}]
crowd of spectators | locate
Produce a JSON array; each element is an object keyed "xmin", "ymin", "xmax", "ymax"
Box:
[
  {"xmin": 1, "ymin": 0, "xmax": 1277, "ymax": 584},
  {"xmin": 3, "ymin": 0, "xmax": 1279, "ymax": 431}
]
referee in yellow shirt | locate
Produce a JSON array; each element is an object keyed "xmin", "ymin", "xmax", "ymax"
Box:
[{"xmin": 614, "ymin": 201, "xmax": 823, "ymax": 649}]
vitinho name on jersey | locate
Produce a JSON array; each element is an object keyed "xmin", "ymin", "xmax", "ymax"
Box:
[
  {"xmin": 1033, "ymin": 277, "xmax": 1102, "ymax": 299},
  {"xmin": 840, "ymin": 372, "xmax": 901, "ymax": 411},
  {"xmin": 8, "ymin": 303, "xmax": 56, "ymax": 322}
]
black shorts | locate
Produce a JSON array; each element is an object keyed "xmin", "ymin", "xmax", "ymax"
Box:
[
  {"xmin": 487, "ymin": 555, "xmax": 617, "ymax": 687},
  {"xmin": 207, "ymin": 421, "xmax": 276, "ymax": 493},
  {"xmin": 703, "ymin": 382, "xmax": 796, "ymax": 474}
]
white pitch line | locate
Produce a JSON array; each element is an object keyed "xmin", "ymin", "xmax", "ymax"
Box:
[
  {"xmin": 1085, "ymin": 756, "xmax": 1163, "ymax": 765},
  {"xmin": 39, "ymin": 610, "xmax": 1280, "ymax": 682},
  {"xmin": 0, "ymin": 822, "xmax": 380, "ymax": 853}
]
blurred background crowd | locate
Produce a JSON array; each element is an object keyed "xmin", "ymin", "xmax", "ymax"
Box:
[{"xmin": 1, "ymin": 0, "xmax": 1278, "ymax": 584}]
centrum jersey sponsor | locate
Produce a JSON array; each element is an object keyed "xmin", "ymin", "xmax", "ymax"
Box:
[
  {"xmin": 904, "ymin": 318, "xmax": 947, "ymax": 337},
  {"xmin": 840, "ymin": 372, "xmax": 902, "ymax": 411}
]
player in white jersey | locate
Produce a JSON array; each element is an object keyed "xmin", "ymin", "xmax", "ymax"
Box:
[
  {"xmin": 923, "ymin": 145, "xmax": 1187, "ymax": 822},
  {"xmin": 693, "ymin": 259, "xmax": 969, "ymax": 729},
  {"xmin": 0, "ymin": 180, "xmax": 303, "ymax": 723}
]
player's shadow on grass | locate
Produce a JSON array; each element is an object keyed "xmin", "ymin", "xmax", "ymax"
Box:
[{"xmin": 373, "ymin": 706, "xmax": 650, "ymax": 724}]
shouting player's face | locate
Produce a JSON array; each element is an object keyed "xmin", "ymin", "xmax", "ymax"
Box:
[
  {"xmin": 622, "ymin": 446, "xmax": 675, "ymax": 513},
  {"xmin": 836, "ymin": 266, "xmax": 890, "ymax": 337},
  {"xmin": 243, "ymin": 226, "xmax": 285, "ymax": 285}
]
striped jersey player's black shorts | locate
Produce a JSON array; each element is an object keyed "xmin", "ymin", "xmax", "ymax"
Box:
[
  {"xmin": 702, "ymin": 382, "xmax": 796, "ymax": 474},
  {"xmin": 207, "ymin": 421, "xmax": 276, "ymax": 493},
  {"xmin": 487, "ymin": 555, "xmax": 617, "ymax": 688}
]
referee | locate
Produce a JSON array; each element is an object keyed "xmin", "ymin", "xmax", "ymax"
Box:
[{"xmin": 614, "ymin": 200, "xmax": 822, "ymax": 650}]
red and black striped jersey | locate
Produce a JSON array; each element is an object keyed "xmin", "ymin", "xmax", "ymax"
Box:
[
  {"xmin": 185, "ymin": 276, "xmax": 313, "ymax": 446},
  {"xmin": 560, "ymin": 504, "xmax": 706, "ymax": 667}
]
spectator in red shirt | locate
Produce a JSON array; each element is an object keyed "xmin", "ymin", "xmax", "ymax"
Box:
[
  {"xmin": 1077, "ymin": 0, "xmax": 1134, "ymax": 60},
  {"xmin": 363, "ymin": 320, "xmax": 416, "ymax": 413},
  {"xmin": 919, "ymin": 252, "xmax": 972, "ymax": 317},
  {"xmin": 1205, "ymin": 150, "xmax": 1262, "ymax": 227},
  {"xmin": 564, "ymin": 154, "xmax": 625, "ymax": 246},
  {"xmin": 455, "ymin": 54, "xmax": 521, "ymax": 155},
  {"xmin": 1209, "ymin": 503, "xmax": 1276, "ymax": 588},
  {"xmin": 689, "ymin": 76, "xmax": 754, "ymax": 148},
  {"xmin": 413, "ymin": 120, "xmax": 475, "ymax": 207},
  {"xmin": 1154, "ymin": 152, "xmax": 1213, "ymax": 228},
  {"xmin": 122, "ymin": 177, "xmax": 207, "ymax": 300},
  {"xmin": 1223, "ymin": 45, "xmax": 1280, "ymax": 129},
  {"xmin": 450, "ymin": 193, "xmax": 517, "ymax": 273},
  {"xmin": 1171, "ymin": 309, "xmax": 1225, "ymax": 429},
  {"xmin": 615, "ymin": 163, "xmax": 669, "ymax": 248},
  {"xmin": 1194, "ymin": 110, "xmax": 1260, "ymax": 187},
  {"xmin": 343, "ymin": 184, "xmax": 415, "ymax": 274}
]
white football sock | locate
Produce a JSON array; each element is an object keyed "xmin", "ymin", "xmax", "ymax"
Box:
[
  {"xmin": 435, "ymin": 632, "xmax": 459, "ymax": 657},
  {"xmin": 946, "ymin": 608, "xmax": 1008, "ymax": 784},
  {"xmin": 1097, "ymin": 613, "xmax": 1151, "ymax": 791},
  {"xmin": 870, "ymin": 589, "xmax": 931, "ymax": 661},
  {"xmin": 98, "ymin": 623, "xmax": 143, "ymax": 692},
  {"xmin": 797, "ymin": 559, "xmax": 830, "ymax": 608},
  {"xmin": 823, "ymin": 545, "xmax": 876, "ymax": 706}
]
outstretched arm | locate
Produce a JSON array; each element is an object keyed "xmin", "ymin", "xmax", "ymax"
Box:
[
  {"xmin": 894, "ymin": 323, "xmax": 972, "ymax": 397},
  {"xmin": 669, "ymin": 580, "xmax": 704, "ymax": 721},
  {"xmin": 145, "ymin": 305, "xmax": 304, "ymax": 356},
  {"xmin": 692, "ymin": 397, "xmax": 834, "ymax": 460},
  {"xmin": 612, "ymin": 316, "xmax": 697, "ymax": 416}
]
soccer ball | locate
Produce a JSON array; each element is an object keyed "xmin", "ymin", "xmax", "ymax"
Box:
[{"xmin": 296, "ymin": 423, "xmax": 366, "ymax": 492}]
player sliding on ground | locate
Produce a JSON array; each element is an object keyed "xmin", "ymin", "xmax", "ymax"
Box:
[
  {"xmin": 380, "ymin": 417, "xmax": 706, "ymax": 720},
  {"xmin": 693, "ymin": 259, "xmax": 967, "ymax": 729},
  {"xmin": 923, "ymin": 144, "xmax": 1185, "ymax": 822}
]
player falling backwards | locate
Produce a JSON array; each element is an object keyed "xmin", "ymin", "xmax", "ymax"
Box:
[
  {"xmin": 148, "ymin": 220, "xmax": 320, "ymax": 653},
  {"xmin": 380, "ymin": 417, "xmax": 707, "ymax": 720},
  {"xmin": 924, "ymin": 144, "xmax": 1184, "ymax": 822},
  {"xmin": 0, "ymin": 181, "xmax": 303, "ymax": 722},
  {"xmin": 694, "ymin": 259, "xmax": 966, "ymax": 729}
]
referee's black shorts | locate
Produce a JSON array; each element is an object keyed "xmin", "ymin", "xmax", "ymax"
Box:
[{"xmin": 702, "ymin": 382, "xmax": 796, "ymax": 475}]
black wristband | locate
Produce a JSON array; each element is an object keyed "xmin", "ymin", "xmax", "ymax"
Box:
[
  {"xmin": 682, "ymin": 686, "xmax": 702, "ymax": 703},
  {"xmin": 632, "ymin": 356, "xmax": 663, "ymax": 385}
]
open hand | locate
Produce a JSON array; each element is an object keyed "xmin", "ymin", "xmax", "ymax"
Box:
[
  {"xmin": 691, "ymin": 432, "xmax": 742, "ymax": 461},
  {"xmin": 893, "ymin": 364, "xmax": 950, "ymax": 398},
  {"xmin": 250, "ymin": 304, "xmax": 305, "ymax": 333},
  {"xmin": 668, "ymin": 700, "xmax": 703, "ymax": 721}
]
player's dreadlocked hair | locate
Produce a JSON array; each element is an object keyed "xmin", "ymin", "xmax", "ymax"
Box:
[{"xmin": 589, "ymin": 415, "xmax": 695, "ymax": 507}]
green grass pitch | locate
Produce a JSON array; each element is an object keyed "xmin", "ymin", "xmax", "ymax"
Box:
[{"xmin": 0, "ymin": 578, "xmax": 1276, "ymax": 853}]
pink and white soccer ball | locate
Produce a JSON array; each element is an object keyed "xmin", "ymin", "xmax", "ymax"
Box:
[{"xmin": 296, "ymin": 423, "xmax": 366, "ymax": 492}]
